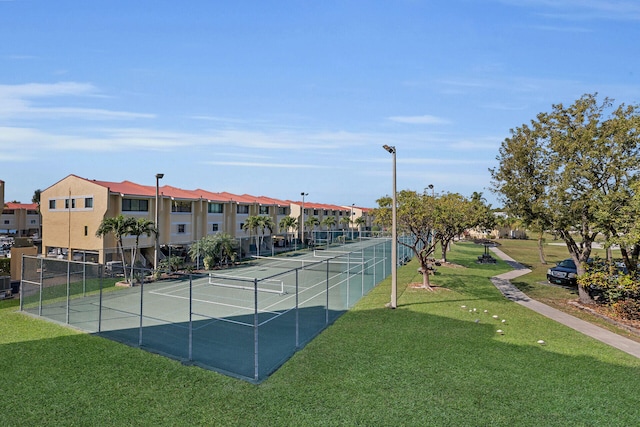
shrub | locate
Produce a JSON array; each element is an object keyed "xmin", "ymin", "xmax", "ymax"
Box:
[
  {"xmin": 611, "ymin": 299, "xmax": 640, "ymax": 321},
  {"xmin": 578, "ymin": 261, "xmax": 640, "ymax": 307},
  {"xmin": 0, "ymin": 258, "xmax": 9, "ymax": 275}
]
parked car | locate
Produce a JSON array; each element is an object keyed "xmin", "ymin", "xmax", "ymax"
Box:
[{"xmin": 547, "ymin": 259, "xmax": 579, "ymax": 286}]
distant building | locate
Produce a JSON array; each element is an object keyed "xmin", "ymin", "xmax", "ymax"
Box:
[
  {"xmin": 40, "ymin": 174, "xmax": 373, "ymax": 265},
  {"xmin": 1, "ymin": 202, "xmax": 40, "ymax": 237}
]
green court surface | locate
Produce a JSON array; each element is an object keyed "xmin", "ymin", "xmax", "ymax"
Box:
[{"xmin": 21, "ymin": 239, "xmax": 400, "ymax": 382}]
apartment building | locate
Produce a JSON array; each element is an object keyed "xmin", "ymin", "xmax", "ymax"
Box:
[
  {"xmin": 1, "ymin": 202, "xmax": 40, "ymax": 237},
  {"xmin": 40, "ymin": 174, "xmax": 370, "ymax": 265}
]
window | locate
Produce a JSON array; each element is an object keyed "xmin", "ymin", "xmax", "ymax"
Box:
[
  {"xmin": 122, "ymin": 199, "xmax": 149, "ymax": 212},
  {"xmin": 3, "ymin": 220, "xmax": 8, "ymax": 225},
  {"xmin": 30, "ymin": 220, "xmax": 36, "ymax": 224},
  {"xmin": 259, "ymin": 206, "xmax": 269, "ymax": 215},
  {"xmin": 212, "ymin": 224, "xmax": 219, "ymax": 232},
  {"xmin": 208, "ymin": 203, "xmax": 223, "ymax": 214},
  {"xmin": 323, "ymin": 210, "xmax": 329, "ymax": 215},
  {"xmin": 49, "ymin": 200, "xmax": 56, "ymax": 210},
  {"xmin": 85, "ymin": 197, "xmax": 93, "ymax": 208},
  {"xmin": 237, "ymin": 205, "xmax": 249, "ymax": 214},
  {"xmin": 277, "ymin": 206, "xmax": 288, "ymax": 215},
  {"xmin": 71, "ymin": 199, "xmax": 76, "ymax": 209},
  {"xmin": 178, "ymin": 224, "xmax": 186, "ymax": 233},
  {"xmin": 84, "ymin": 226, "xmax": 88, "ymax": 236},
  {"xmin": 313, "ymin": 209, "xmax": 319, "ymax": 215},
  {"xmin": 65, "ymin": 199, "xmax": 69, "ymax": 209},
  {"xmin": 172, "ymin": 200, "xmax": 192, "ymax": 213}
]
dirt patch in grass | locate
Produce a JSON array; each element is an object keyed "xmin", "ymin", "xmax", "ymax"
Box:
[{"xmin": 567, "ymin": 300, "xmax": 640, "ymax": 337}]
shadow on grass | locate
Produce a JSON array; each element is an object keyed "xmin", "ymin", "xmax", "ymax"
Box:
[{"xmin": 3, "ymin": 305, "xmax": 640, "ymax": 426}]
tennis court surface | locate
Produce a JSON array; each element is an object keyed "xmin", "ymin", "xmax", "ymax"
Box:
[{"xmin": 20, "ymin": 238, "xmax": 411, "ymax": 382}]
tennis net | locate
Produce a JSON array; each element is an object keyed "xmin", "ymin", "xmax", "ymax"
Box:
[
  {"xmin": 252, "ymin": 255, "xmax": 370, "ymax": 275},
  {"xmin": 208, "ymin": 273, "xmax": 285, "ymax": 294}
]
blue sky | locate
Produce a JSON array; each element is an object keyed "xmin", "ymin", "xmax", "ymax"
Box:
[{"xmin": 2, "ymin": 0, "xmax": 640, "ymax": 208}]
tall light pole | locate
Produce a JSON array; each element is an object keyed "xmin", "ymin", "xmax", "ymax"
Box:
[
  {"xmin": 382, "ymin": 145, "xmax": 397, "ymax": 309},
  {"xmin": 350, "ymin": 203, "xmax": 355, "ymax": 240},
  {"xmin": 428, "ymin": 184, "xmax": 434, "ymax": 197},
  {"xmin": 154, "ymin": 173, "xmax": 164, "ymax": 271},
  {"xmin": 300, "ymin": 192, "xmax": 308, "ymax": 248}
]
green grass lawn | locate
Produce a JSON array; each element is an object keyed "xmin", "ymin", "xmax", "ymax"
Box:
[
  {"xmin": 496, "ymin": 238, "xmax": 640, "ymax": 342},
  {"xmin": 1, "ymin": 242, "xmax": 639, "ymax": 426}
]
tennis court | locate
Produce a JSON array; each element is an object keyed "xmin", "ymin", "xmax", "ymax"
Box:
[{"xmin": 20, "ymin": 238, "xmax": 411, "ymax": 382}]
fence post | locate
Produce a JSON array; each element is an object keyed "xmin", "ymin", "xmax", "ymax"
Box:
[
  {"xmin": 325, "ymin": 261, "xmax": 329, "ymax": 325},
  {"xmin": 295, "ymin": 269, "xmax": 299, "ymax": 348},
  {"xmin": 254, "ymin": 277, "xmax": 259, "ymax": 382},
  {"xmin": 66, "ymin": 259, "xmax": 70, "ymax": 324},
  {"xmin": 139, "ymin": 272, "xmax": 144, "ymax": 347},
  {"xmin": 189, "ymin": 274, "xmax": 193, "ymax": 362}
]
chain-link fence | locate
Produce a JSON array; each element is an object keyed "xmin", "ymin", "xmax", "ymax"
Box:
[{"xmin": 20, "ymin": 236, "xmax": 415, "ymax": 382}]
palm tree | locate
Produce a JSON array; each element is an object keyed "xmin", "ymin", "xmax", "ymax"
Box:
[
  {"xmin": 279, "ymin": 216, "xmax": 298, "ymax": 246},
  {"xmin": 242, "ymin": 215, "xmax": 261, "ymax": 256},
  {"xmin": 256, "ymin": 215, "xmax": 275, "ymax": 252},
  {"xmin": 96, "ymin": 215, "xmax": 136, "ymax": 283},
  {"xmin": 127, "ymin": 218, "xmax": 157, "ymax": 281},
  {"xmin": 305, "ymin": 216, "xmax": 320, "ymax": 244},
  {"xmin": 189, "ymin": 233, "xmax": 238, "ymax": 270},
  {"xmin": 354, "ymin": 216, "xmax": 366, "ymax": 238},
  {"xmin": 340, "ymin": 216, "xmax": 352, "ymax": 239},
  {"xmin": 321, "ymin": 216, "xmax": 336, "ymax": 244}
]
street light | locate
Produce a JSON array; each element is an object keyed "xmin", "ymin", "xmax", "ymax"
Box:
[
  {"xmin": 154, "ymin": 173, "xmax": 164, "ymax": 271},
  {"xmin": 428, "ymin": 184, "xmax": 434, "ymax": 197},
  {"xmin": 382, "ymin": 144, "xmax": 397, "ymax": 309},
  {"xmin": 300, "ymin": 192, "xmax": 308, "ymax": 248},
  {"xmin": 350, "ymin": 203, "xmax": 355, "ymax": 240}
]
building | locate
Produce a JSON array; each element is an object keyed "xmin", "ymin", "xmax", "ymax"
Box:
[
  {"xmin": 40, "ymin": 174, "xmax": 373, "ymax": 265},
  {"xmin": 1, "ymin": 202, "xmax": 40, "ymax": 237}
]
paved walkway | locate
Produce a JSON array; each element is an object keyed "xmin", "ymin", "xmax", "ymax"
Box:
[{"xmin": 489, "ymin": 247, "xmax": 640, "ymax": 359}]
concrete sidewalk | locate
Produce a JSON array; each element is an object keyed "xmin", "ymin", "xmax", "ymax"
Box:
[{"xmin": 489, "ymin": 246, "xmax": 640, "ymax": 359}]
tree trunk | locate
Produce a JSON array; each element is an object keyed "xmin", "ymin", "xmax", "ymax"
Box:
[
  {"xmin": 537, "ymin": 231, "xmax": 546, "ymax": 265},
  {"xmin": 441, "ymin": 239, "xmax": 447, "ymax": 263},
  {"xmin": 420, "ymin": 260, "xmax": 433, "ymax": 290}
]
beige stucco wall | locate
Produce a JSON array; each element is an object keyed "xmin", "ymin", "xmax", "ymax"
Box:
[
  {"xmin": 10, "ymin": 246, "xmax": 38, "ymax": 282},
  {"xmin": 41, "ymin": 175, "xmax": 109, "ymax": 261}
]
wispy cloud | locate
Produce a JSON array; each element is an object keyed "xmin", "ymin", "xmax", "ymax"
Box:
[
  {"xmin": 388, "ymin": 115, "xmax": 451, "ymax": 125},
  {"xmin": 497, "ymin": 0, "xmax": 640, "ymax": 21},
  {"xmin": 0, "ymin": 82, "xmax": 154, "ymax": 121},
  {"xmin": 202, "ymin": 161, "xmax": 327, "ymax": 169}
]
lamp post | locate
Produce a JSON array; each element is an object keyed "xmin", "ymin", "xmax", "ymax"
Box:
[
  {"xmin": 154, "ymin": 173, "xmax": 164, "ymax": 271},
  {"xmin": 300, "ymin": 192, "xmax": 308, "ymax": 248},
  {"xmin": 428, "ymin": 184, "xmax": 434, "ymax": 197},
  {"xmin": 382, "ymin": 145, "xmax": 397, "ymax": 309},
  {"xmin": 350, "ymin": 203, "xmax": 355, "ymax": 240}
]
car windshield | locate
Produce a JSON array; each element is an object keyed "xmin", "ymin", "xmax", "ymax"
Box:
[{"xmin": 557, "ymin": 259, "xmax": 576, "ymax": 269}]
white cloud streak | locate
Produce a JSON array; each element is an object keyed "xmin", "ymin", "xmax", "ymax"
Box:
[{"xmin": 388, "ymin": 115, "xmax": 451, "ymax": 125}]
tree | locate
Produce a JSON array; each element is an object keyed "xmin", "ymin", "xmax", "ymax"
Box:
[
  {"xmin": 490, "ymin": 94, "xmax": 640, "ymax": 303},
  {"xmin": 433, "ymin": 193, "xmax": 487, "ymax": 263},
  {"xmin": 127, "ymin": 218, "xmax": 157, "ymax": 281},
  {"xmin": 279, "ymin": 216, "xmax": 298, "ymax": 246},
  {"xmin": 339, "ymin": 216, "xmax": 352, "ymax": 238},
  {"xmin": 321, "ymin": 216, "xmax": 336, "ymax": 243},
  {"xmin": 375, "ymin": 191, "xmax": 439, "ymax": 289},
  {"xmin": 305, "ymin": 216, "xmax": 320, "ymax": 242},
  {"xmin": 96, "ymin": 215, "xmax": 136, "ymax": 283},
  {"xmin": 242, "ymin": 215, "xmax": 261, "ymax": 256},
  {"xmin": 256, "ymin": 215, "xmax": 275, "ymax": 252},
  {"xmin": 32, "ymin": 189, "xmax": 41, "ymax": 205},
  {"xmin": 189, "ymin": 233, "xmax": 238, "ymax": 270}
]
